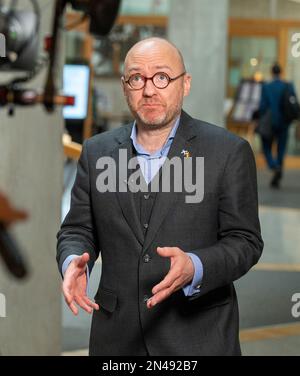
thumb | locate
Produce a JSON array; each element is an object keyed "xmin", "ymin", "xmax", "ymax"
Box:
[
  {"xmin": 156, "ymin": 247, "xmax": 175, "ymax": 258},
  {"xmin": 76, "ymin": 252, "xmax": 90, "ymax": 269}
]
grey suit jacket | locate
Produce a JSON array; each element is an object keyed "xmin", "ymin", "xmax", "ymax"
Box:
[{"xmin": 57, "ymin": 111, "xmax": 263, "ymax": 356}]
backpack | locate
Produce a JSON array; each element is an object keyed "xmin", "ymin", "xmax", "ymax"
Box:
[{"xmin": 281, "ymin": 83, "xmax": 300, "ymax": 123}]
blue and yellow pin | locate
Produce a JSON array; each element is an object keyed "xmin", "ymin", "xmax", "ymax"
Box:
[{"xmin": 181, "ymin": 150, "xmax": 191, "ymax": 158}]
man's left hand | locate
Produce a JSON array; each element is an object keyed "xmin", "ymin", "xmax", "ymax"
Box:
[{"xmin": 147, "ymin": 247, "xmax": 195, "ymax": 309}]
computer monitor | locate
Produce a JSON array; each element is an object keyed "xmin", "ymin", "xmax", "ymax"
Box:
[{"xmin": 63, "ymin": 63, "xmax": 90, "ymax": 121}]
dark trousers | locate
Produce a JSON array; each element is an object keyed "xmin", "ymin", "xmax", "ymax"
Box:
[{"xmin": 261, "ymin": 127, "xmax": 289, "ymax": 169}]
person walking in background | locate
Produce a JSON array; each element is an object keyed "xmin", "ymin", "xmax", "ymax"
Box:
[{"xmin": 259, "ymin": 63, "xmax": 298, "ymax": 189}]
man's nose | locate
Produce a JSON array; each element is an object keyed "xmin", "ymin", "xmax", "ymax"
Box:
[{"xmin": 143, "ymin": 79, "xmax": 156, "ymax": 96}]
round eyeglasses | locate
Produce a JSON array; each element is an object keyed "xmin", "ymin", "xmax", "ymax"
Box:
[{"xmin": 124, "ymin": 72, "xmax": 186, "ymax": 90}]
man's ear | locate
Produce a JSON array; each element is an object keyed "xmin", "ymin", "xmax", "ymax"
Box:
[{"xmin": 183, "ymin": 74, "xmax": 192, "ymax": 97}]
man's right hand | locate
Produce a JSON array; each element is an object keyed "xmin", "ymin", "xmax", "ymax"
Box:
[{"xmin": 62, "ymin": 252, "xmax": 99, "ymax": 316}]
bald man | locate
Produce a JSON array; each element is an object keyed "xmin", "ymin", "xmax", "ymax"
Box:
[{"xmin": 57, "ymin": 38, "xmax": 263, "ymax": 356}]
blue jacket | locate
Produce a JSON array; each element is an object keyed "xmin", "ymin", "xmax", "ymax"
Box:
[{"xmin": 259, "ymin": 78, "xmax": 296, "ymax": 129}]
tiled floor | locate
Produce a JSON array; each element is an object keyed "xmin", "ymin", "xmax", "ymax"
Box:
[
  {"xmin": 258, "ymin": 207, "xmax": 300, "ymax": 265},
  {"xmin": 61, "ymin": 166, "xmax": 300, "ymax": 356}
]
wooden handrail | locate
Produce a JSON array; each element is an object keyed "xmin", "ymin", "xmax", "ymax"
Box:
[{"xmin": 63, "ymin": 136, "xmax": 82, "ymax": 160}]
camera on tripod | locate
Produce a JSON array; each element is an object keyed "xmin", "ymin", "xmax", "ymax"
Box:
[{"xmin": 0, "ymin": 0, "xmax": 120, "ymax": 71}]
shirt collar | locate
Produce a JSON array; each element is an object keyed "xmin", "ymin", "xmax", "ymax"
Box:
[{"xmin": 130, "ymin": 115, "xmax": 181, "ymax": 157}]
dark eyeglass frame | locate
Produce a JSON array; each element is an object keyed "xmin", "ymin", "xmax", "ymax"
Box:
[{"xmin": 124, "ymin": 71, "xmax": 186, "ymax": 90}]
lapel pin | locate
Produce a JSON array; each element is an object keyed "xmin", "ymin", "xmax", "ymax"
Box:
[{"xmin": 181, "ymin": 150, "xmax": 191, "ymax": 158}]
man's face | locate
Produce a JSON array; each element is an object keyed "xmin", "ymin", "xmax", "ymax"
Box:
[{"xmin": 122, "ymin": 41, "xmax": 191, "ymax": 129}]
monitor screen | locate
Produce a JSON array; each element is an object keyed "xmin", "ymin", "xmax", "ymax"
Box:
[{"xmin": 63, "ymin": 64, "xmax": 90, "ymax": 120}]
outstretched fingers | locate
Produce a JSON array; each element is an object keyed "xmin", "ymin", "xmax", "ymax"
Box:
[{"xmin": 82, "ymin": 296, "xmax": 99, "ymax": 311}]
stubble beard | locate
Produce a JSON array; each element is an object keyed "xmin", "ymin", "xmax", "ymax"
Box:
[{"xmin": 127, "ymin": 98, "xmax": 183, "ymax": 130}]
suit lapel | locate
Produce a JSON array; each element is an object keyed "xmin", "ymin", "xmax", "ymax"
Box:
[
  {"xmin": 142, "ymin": 111, "xmax": 198, "ymax": 254},
  {"xmin": 111, "ymin": 126, "xmax": 145, "ymax": 246}
]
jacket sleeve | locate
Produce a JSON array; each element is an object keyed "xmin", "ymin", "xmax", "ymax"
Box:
[
  {"xmin": 56, "ymin": 140, "xmax": 100, "ymax": 276},
  {"xmin": 191, "ymin": 139, "xmax": 264, "ymax": 298}
]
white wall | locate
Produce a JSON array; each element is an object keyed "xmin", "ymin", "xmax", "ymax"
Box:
[{"xmin": 168, "ymin": 0, "xmax": 229, "ymax": 126}]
